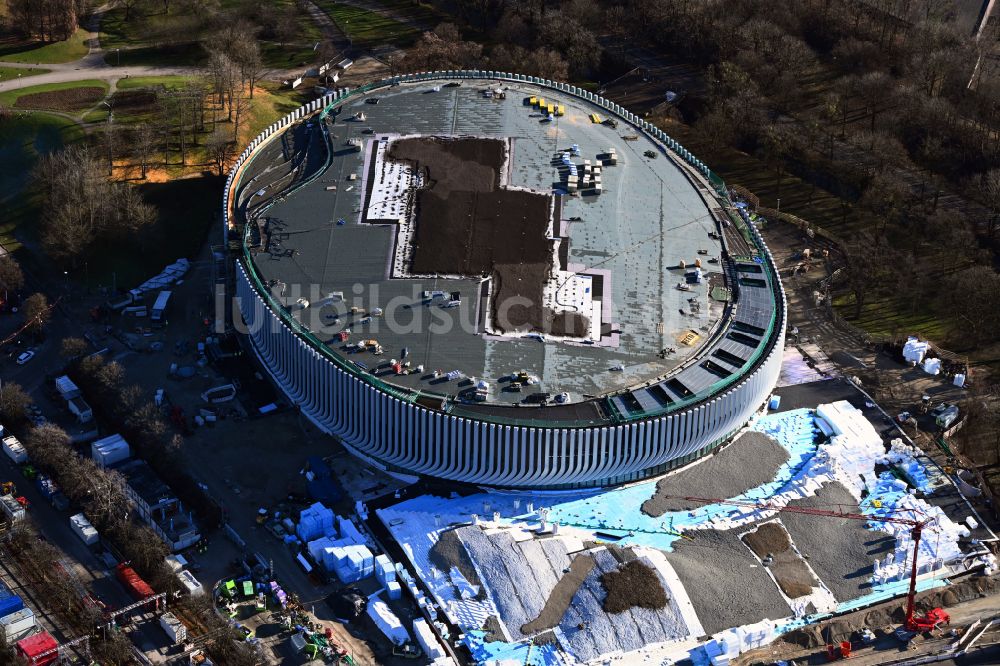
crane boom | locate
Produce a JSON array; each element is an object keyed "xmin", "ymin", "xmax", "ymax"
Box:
[{"xmin": 658, "ymin": 493, "xmax": 945, "ymax": 632}]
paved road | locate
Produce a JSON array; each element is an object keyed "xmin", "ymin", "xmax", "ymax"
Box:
[{"xmin": 0, "ymin": 3, "xmax": 200, "ymax": 93}]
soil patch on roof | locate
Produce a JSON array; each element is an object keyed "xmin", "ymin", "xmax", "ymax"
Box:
[{"xmin": 389, "ymin": 136, "xmax": 587, "ymax": 336}]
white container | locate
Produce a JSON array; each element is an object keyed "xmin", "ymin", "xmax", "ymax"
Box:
[
  {"xmin": 0, "ymin": 495, "xmax": 24, "ymax": 523},
  {"xmin": 413, "ymin": 618, "xmax": 445, "ymax": 660},
  {"xmin": 55, "ymin": 375, "xmax": 81, "ymax": 399},
  {"xmin": 366, "ymin": 599, "xmax": 409, "ymax": 646},
  {"xmin": 91, "ymin": 434, "xmax": 130, "ymax": 468},
  {"xmin": 177, "ymin": 569, "xmax": 204, "ymax": 596},
  {"xmin": 69, "ymin": 513, "xmax": 99, "ymax": 545},
  {"xmin": 2, "ymin": 436, "xmax": 27, "ymax": 464},
  {"xmin": 0, "ymin": 608, "xmax": 35, "ymax": 642},
  {"xmin": 164, "ymin": 554, "xmax": 188, "ymax": 573},
  {"xmin": 159, "ymin": 612, "xmax": 188, "ymax": 643}
]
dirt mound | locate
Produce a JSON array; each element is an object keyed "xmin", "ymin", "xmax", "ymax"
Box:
[
  {"xmin": 642, "ymin": 431, "xmax": 790, "ymax": 516},
  {"xmin": 600, "ymin": 560, "xmax": 668, "ymax": 614},
  {"xmin": 521, "ymin": 553, "xmax": 595, "ymax": 634},
  {"xmin": 743, "ymin": 522, "xmax": 816, "ymax": 599},
  {"xmin": 743, "ymin": 522, "xmax": 791, "ymax": 556}
]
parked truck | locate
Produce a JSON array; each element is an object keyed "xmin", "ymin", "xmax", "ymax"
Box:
[{"xmin": 150, "ymin": 290, "xmax": 172, "ymax": 323}]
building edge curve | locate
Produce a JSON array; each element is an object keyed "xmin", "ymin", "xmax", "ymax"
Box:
[{"xmin": 224, "ymin": 71, "xmax": 787, "ymax": 489}]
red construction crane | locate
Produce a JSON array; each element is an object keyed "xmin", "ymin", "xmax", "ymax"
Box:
[{"xmin": 659, "ymin": 494, "xmax": 950, "ymax": 634}]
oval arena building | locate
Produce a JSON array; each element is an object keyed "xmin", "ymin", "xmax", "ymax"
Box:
[{"xmin": 224, "ymin": 71, "xmax": 786, "ymax": 489}]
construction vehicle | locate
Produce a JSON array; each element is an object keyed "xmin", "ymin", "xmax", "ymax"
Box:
[{"xmin": 656, "ymin": 493, "xmax": 951, "ymax": 643}]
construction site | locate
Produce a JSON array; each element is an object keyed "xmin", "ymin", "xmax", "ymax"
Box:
[{"xmin": 374, "ymin": 375, "xmax": 998, "ymax": 665}]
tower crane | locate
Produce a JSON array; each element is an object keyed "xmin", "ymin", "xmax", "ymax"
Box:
[{"xmin": 658, "ymin": 494, "xmax": 950, "ymax": 634}]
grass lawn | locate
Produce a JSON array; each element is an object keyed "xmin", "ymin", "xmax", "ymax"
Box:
[
  {"xmin": 0, "ymin": 112, "xmax": 84, "ymax": 253},
  {"xmin": 0, "ymin": 28, "xmax": 90, "ymax": 64},
  {"xmin": 832, "ymin": 293, "xmax": 953, "ymax": 343},
  {"xmin": 371, "ymin": 0, "xmax": 442, "ymax": 29},
  {"xmin": 0, "ymin": 79, "xmax": 109, "ymax": 108},
  {"xmin": 86, "ymin": 175, "xmax": 222, "ymax": 288},
  {"xmin": 315, "ymin": 1, "xmax": 419, "ymax": 47},
  {"xmin": 246, "ymin": 83, "xmax": 305, "ymax": 139},
  {"xmin": 117, "ymin": 75, "xmax": 199, "ymax": 91},
  {"xmin": 261, "ymin": 40, "xmax": 322, "ymax": 70},
  {"xmin": 0, "ymin": 66, "xmax": 50, "ymax": 82},
  {"xmin": 111, "ymin": 42, "xmax": 205, "ymax": 67}
]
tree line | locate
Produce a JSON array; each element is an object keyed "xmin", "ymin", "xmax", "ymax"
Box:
[{"xmin": 3, "ymin": 0, "xmax": 83, "ymax": 42}]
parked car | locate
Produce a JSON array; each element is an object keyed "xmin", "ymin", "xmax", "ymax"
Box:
[{"xmin": 16, "ymin": 350, "xmax": 35, "ymax": 365}]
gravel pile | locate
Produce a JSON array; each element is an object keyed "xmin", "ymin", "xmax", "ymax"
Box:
[
  {"xmin": 559, "ymin": 549, "xmax": 690, "ymax": 662},
  {"xmin": 457, "ymin": 526, "xmax": 572, "ymax": 641},
  {"xmin": 665, "ymin": 528, "xmax": 793, "ymax": 634},
  {"xmin": 779, "ymin": 482, "xmax": 895, "ymax": 602},
  {"xmin": 429, "ymin": 527, "xmax": 483, "ymax": 589},
  {"xmin": 642, "ymin": 431, "xmax": 790, "ymax": 516}
]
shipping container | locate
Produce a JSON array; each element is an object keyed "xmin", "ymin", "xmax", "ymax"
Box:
[
  {"xmin": 1, "ymin": 608, "xmax": 36, "ymax": 642},
  {"xmin": 0, "ymin": 495, "xmax": 25, "ymax": 523},
  {"xmin": 2, "ymin": 436, "xmax": 27, "ymax": 464},
  {"xmin": 159, "ymin": 612, "xmax": 187, "ymax": 644},
  {"xmin": 150, "ymin": 290, "xmax": 172, "ymax": 322},
  {"xmin": 16, "ymin": 630, "xmax": 57, "ymax": 666},
  {"xmin": 69, "ymin": 513, "xmax": 99, "ymax": 546},
  {"xmin": 54, "ymin": 375, "xmax": 80, "ymax": 399},
  {"xmin": 91, "ymin": 434, "xmax": 130, "ymax": 468},
  {"xmin": 116, "ymin": 564, "xmax": 154, "ymax": 600}
]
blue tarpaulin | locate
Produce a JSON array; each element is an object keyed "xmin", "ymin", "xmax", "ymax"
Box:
[{"xmin": 306, "ymin": 456, "xmax": 341, "ymax": 505}]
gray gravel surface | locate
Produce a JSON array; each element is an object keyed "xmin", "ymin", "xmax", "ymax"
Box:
[
  {"xmin": 457, "ymin": 526, "xmax": 572, "ymax": 641},
  {"xmin": 779, "ymin": 481, "xmax": 895, "ymax": 602},
  {"xmin": 664, "ymin": 527, "xmax": 793, "ymax": 634},
  {"xmin": 642, "ymin": 431, "xmax": 791, "ymax": 516},
  {"xmin": 558, "ymin": 548, "xmax": 691, "ymax": 662}
]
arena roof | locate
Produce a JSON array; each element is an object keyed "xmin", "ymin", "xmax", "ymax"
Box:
[{"xmin": 238, "ymin": 78, "xmax": 775, "ymax": 419}]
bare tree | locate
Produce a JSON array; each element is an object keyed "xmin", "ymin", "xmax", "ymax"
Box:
[
  {"xmin": 0, "ymin": 256, "xmax": 24, "ymax": 295},
  {"xmin": 206, "ymin": 126, "xmax": 234, "ymax": 175},
  {"xmin": 134, "ymin": 122, "xmax": 157, "ymax": 179},
  {"xmin": 231, "ymin": 93, "xmax": 251, "ymax": 142},
  {"xmin": 60, "ymin": 336, "xmax": 89, "ymax": 359},
  {"xmin": 23, "ymin": 293, "xmax": 52, "ymax": 334},
  {"xmin": 119, "ymin": 0, "xmax": 141, "ymax": 22},
  {"xmin": 0, "ymin": 383, "xmax": 32, "ymax": 424}
]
